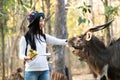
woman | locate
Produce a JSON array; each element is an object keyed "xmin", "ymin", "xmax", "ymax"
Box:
[{"xmin": 19, "ymin": 11, "xmax": 67, "ymax": 80}]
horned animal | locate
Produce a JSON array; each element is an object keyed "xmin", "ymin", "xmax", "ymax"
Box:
[{"xmin": 68, "ymin": 20, "xmax": 120, "ymax": 80}]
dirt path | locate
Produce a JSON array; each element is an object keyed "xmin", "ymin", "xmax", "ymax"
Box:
[{"xmin": 72, "ymin": 74, "xmax": 95, "ymax": 80}]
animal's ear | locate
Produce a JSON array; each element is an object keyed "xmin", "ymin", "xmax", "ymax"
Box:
[{"xmin": 85, "ymin": 31, "xmax": 92, "ymax": 41}]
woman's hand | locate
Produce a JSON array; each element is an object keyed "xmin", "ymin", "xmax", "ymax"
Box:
[
  {"xmin": 24, "ymin": 49, "xmax": 38, "ymax": 61},
  {"xmin": 24, "ymin": 55, "xmax": 36, "ymax": 61},
  {"xmin": 24, "ymin": 56, "xmax": 32, "ymax": 61}
]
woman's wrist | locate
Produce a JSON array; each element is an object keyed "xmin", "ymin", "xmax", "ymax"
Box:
[{"xmin": 24, "ymin": 56, "xmax": 32, "ymax": 61}]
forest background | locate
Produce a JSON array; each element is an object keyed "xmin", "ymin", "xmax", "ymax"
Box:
[{"xmin": 0, "ymin": 0, "xmax": 120, "ymax": 80}]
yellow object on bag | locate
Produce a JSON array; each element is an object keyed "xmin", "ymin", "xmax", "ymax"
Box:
[{"xmin": 28, "ymin": 49, "xmax": 38, "ymax": 57}]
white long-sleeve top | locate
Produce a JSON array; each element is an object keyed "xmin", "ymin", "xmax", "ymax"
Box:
[{"xmin": 19, "ymin": 34, "xmax": 67, "ymax": 71}]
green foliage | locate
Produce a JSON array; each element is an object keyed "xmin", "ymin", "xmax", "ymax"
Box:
[
  {"xmin": 20, "ymin": 0, "xmax": 32, "ymax": 8},
  {"xmin": 105, "ymin": 6, "xmax": 119, "ymax": 19},
  {"xmin": 3, "ymin": 0, "xmax": 15, "ymax": 8},
  {"xmin": 78, "ymin": 17, "xmax": 86, "ymax": 25},
  {"xmin": 3, "ymin": 25, "xmax": 8, "ymax": 33},
  {"xmin": 77, "ymin": 2, "xmax": 91, "ymax": 25},
  {"xmin": 19, "ymin": 0, "xmax": 23, "ymax": 5},
  {"xmin": 24, "ymin": 3, "xmax": 31, "ymax": 8},
  {"xmin": 66, "ymin": 1, "xmax": 92, "ymax": 38},
  {"xmin": 4, "ymin": 27, "xmax": 15, "ymax": 34},
  {"xmin": 2, "ymin": 1, "xmax": 12, "ymax": 34},
  {"xmin": 78, "ymin": 2, "xmax": 91, "ymax": 15}
]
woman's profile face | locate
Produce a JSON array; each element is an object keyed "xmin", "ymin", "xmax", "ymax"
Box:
[{"xmin": 39, "ymin": 16, "xmax": 45, "ymax": 29}]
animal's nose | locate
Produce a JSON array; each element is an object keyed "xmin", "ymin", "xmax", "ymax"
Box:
[{"xmin": 72, "ymin": 50, "xmax": 75, "ymax": 53}]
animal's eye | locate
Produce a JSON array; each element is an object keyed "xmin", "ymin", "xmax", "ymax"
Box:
[
  {"xmin": 79, "ymin": 34, "xmax": 84, "ymax": 39},
  {"xmin": 77, "ymin": 38, "xmax": 81, "ymax": 42}
]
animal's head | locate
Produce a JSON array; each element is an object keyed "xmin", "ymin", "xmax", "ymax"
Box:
[
  {"xmin": 68, "ymin": 32, "xmax": 92, "ymax": 50},
  {"xmin": 68, "ymin": 33, "xmax": 93, "ymax": 59},
  {"xmin": 68, "ymin": 20, "xmax": 113, "ymax": 59}
]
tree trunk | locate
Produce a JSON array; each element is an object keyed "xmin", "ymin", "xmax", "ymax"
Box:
[
  {"xmin": 53, "ymin": 0, "xmax": 68, "ymax": 75},
  {"xmin": 1, "ymin": 22, "xmax": 5, "ymax": 80},
  {"xmin": 65, "ymin": 0, "xmax": 72, "ymax": 80},
  {"xmin": 45, "ymin": 0, "xmax": 51, "ymax": 34},
  {"xmin": 90, "ymin": 0, "xmax": 94, "ymax": 26},
  {"xmin": 103, "ymin": 0, "xmax": 111, "ymax": 45},
  {"xmin": 0, "ymin": 1, "xmax": 5, "ymax": 80}
]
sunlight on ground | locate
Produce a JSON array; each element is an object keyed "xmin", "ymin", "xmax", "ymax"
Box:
[
  {"xmin": 71, "ymin": 66, "xmax": 95, "ymax": 80},
  {"xmin": 72, "ymin": 74, "xmax": 95, "ymax": 80}
]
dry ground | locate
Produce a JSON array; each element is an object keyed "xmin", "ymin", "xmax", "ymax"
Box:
[
  {"xmin": 71, "ymin": 65, "xmax": 95, "ymax": 80},
  {"xmin": 72, "ymin": 74, "xmax": 95, "ymax": 80}
]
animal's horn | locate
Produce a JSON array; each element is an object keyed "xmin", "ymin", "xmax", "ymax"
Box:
[{"xmin": 88, "ymin": 20, "xmax": 114, "ymax": 32}]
